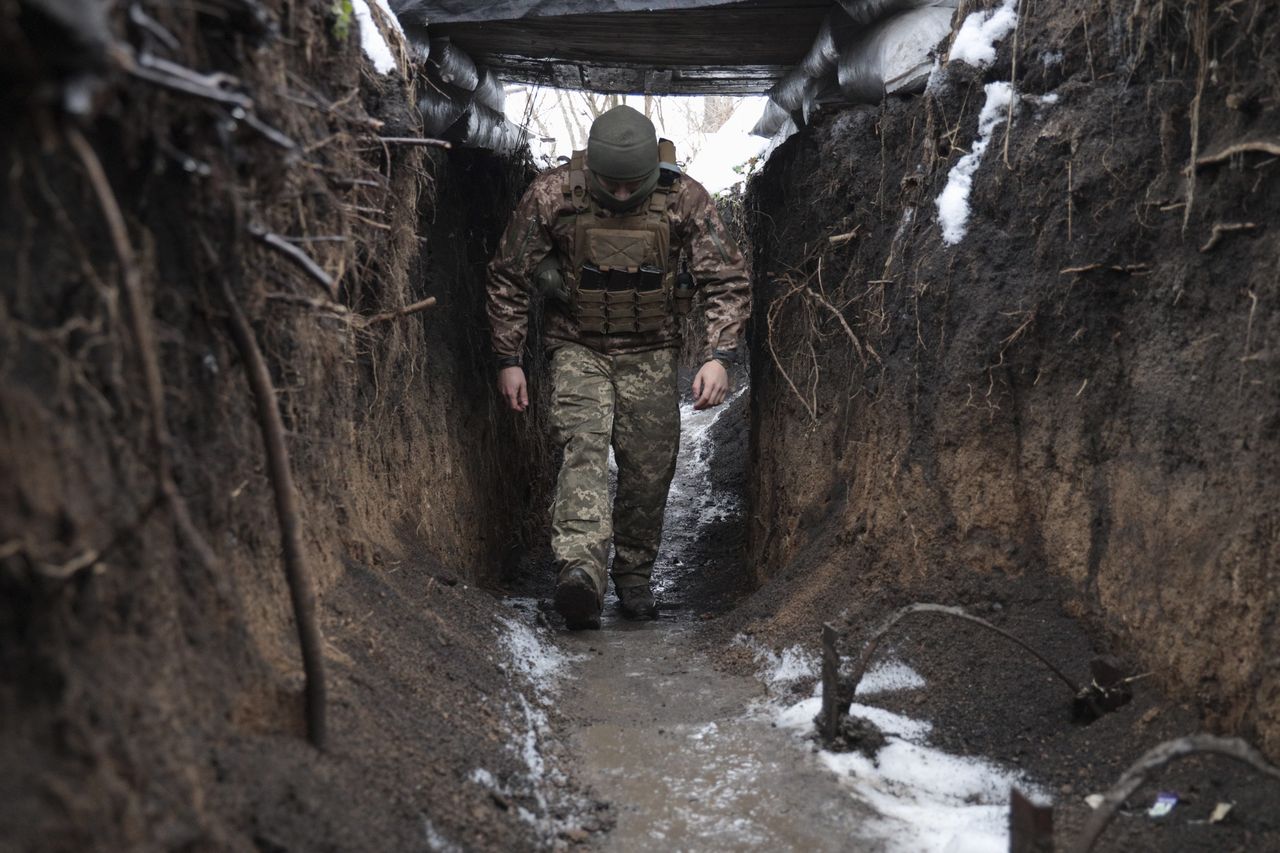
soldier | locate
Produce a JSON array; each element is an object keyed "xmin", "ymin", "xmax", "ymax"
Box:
[{"xmin": 486, "ymin": 104, "xmax": 750, "ymax": 629}]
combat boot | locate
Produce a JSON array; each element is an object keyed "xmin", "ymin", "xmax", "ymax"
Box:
[
  {"xmin": 555, "ymin": 568, "xmax": 602, "ymax": 630},
  {"xmin": 616, "ymin": 584, "xmax": 658, "ymax": 621}
]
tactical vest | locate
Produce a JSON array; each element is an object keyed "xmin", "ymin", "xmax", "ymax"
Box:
[{"xmin": 560, "ymin": 139, "xmax": 695, "ymax": 336}]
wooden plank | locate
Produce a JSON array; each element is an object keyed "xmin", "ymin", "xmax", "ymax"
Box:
[
  {"xmin": 483, "ymin": 56, "xmax": 790, "ymax": 94},
  {"xmin": 433, "ymin": 0, "xmax": 831, "ymax": 93}
]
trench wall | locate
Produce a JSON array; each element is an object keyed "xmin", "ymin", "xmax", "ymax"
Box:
[
  {"xmin": 0, "ymin": 2, "xmax": 549, "ymax": 846},
  {"xmin": 746, "ymin": 0, "xmax": 1279, "ymax": 756}
]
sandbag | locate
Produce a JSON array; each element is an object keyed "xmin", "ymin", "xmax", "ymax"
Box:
[{"xmin": 837, "ymin": 5, "xmax": 955, "ymax": 103}]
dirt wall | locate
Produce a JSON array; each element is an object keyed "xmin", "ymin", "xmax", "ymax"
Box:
[
  {"xmin": 746, "ymin": 0, "xmax": 1279, "ymax": 757},
  {"xmin": 0, "ymin": 2, "xmax": 557, "ymax": 849}
]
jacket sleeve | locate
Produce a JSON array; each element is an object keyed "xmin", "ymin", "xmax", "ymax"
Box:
[
  {"xmin": 676, "ymin": 178, "xmax": 752, "ymax": 364},
  {"xmin": 486, "ymin": 177, "xmax": 555, "ymax": 365}
]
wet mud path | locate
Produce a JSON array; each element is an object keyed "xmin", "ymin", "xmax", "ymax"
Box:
[
  {"xmin": 561, "ymin": 620, "xmax": 873, "ymax": 852},
  {"xmin": 555, "ymin": 390, "xmax": 875, "ymax": 851}
]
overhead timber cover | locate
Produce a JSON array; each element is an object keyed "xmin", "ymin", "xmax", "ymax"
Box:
[
  {"xmin": 421, "ymin": 0, "xmax": 832, "ymax": 95},
  {"xmin": 390, "ymin": 0, "xmax": 959, "ymax": 146}
]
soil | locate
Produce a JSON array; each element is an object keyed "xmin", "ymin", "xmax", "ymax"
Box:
[
  {"xmin": 0, "ymin": 2, "xmax": 564, "ymax": 851},
  {"xmin": 2, "ymin": 0, "xmax": 1278, "ymax": 850},
  {"xmin": 741, "ymin": 0, "xmax": 1280, "ymax": 769}
]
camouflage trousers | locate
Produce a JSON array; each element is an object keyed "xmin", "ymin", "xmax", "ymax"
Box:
[{"xmin": 548, "ymin": 343, "xmax": 680, "ymax": 597}]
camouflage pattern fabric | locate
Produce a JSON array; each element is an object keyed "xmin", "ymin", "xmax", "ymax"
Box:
[
  {"xmin": 486, "ymin": 164, "xmax": 751, "ymax": 364},
  {"xmin": 549, "ymin": 343, "xmax": 679, "ymax": 595}
]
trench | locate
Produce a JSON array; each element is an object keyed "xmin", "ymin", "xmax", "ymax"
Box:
[
  {"xmin": 552, "ymin": 388, "xmax": 880, "ymax": 851},
  {"xmin": 494, "ymin": 386, "xmax": 1056, "ymax": 852},
  {"xmin": 3, "ymin": 1, "xmax": 1280, "ymax": 850}
]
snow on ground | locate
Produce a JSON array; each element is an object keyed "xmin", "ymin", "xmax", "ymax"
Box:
[
  {"xmin": 949, "ymin": 0, "xmax": 1018, "ymax": 68},
  {"xmin": 935, "ymin": 81, "xmax": 1018, "ymax": 245},
  {"xmin": 733, "ymin": 636, "xmax": 818, "ymax": 689},
  {"xmin": 751, "ymin": 649, "xmax": 1043, "ymax": 852},
  {"xmin": 352, "ymin": 0, "xmax": 398, "ymax": 74},
  {"xmin": 496, "ymin": 614, "xmax": 577, "ymax": 700},
  {"xmin": 475, "ymin": 603, "xmax": 585, "ymax": 840},
  {"xmin": 857, "ymin": 660, "xmax": 927, "ymax": 694},
  {"xmin": 685, "ymin": 97, "xmax": 771, "ymax": 196}
]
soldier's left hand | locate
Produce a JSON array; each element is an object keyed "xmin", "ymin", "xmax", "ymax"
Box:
[{"xmin": 692, "ymin": 360, "xmax": 729, "ymax": 410}]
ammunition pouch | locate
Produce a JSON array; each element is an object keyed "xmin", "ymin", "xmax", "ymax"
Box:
[
  {"xmin": 575, "ymin": 264, "xmax": 668, "ymax": 335},
  {"xmin": 674, "ymin": 269, "xmax": 695, "ymax": 317}
]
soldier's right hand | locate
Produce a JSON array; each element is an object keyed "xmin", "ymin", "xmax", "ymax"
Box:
[{"xmin": 498, "ymin": 366, "xmax": 529, "ymax": 412}]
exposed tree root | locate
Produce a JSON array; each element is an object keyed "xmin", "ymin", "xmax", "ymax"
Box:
[
  {"xmin": 250, "ymin": 224, "xmax": 338, "ymax": 299},
  {"xmin": 65, "ymin": 126, "xmax": 221, "ymax": 578},
  {"xmin": 211, "ymin": 235, "xmax": 327, "ymax": 749},
  {"xmin": 1200, "ymin": 222, "xmax": 1259, "ymax": 253},
  {"xmin": 1194, "ymin": 140, "xmax": 1280, "ymax": 168}
]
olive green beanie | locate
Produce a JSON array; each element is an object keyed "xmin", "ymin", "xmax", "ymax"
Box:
[{"xmin": 587, "ymin": 105, "xmax": 659, "ymax": 211}]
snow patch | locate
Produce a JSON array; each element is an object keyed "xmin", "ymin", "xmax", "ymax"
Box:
[
  {"xmin": 753, "ymin": 652, "xmax": 1042, "ymax": 851},
  {"xmin": 949, "ymin": 0, "xmax": 1019, "ymax": 68},
  {"xmin": 470, "ymin": 767, "xmax": 498, "ymax": 789},
  {"xmin": 856, "ymin": 661, "xmax": 927, "ymax": 695},
  {"xmin": 818, "ymin": 740, "xmax": 1035, "ymax": 852},
  {"xmin": 352, "ymin": 0, "xmax": 398, "ymax": 74},
  {"xmin": 496, "ymin": 615, "xmax": 576, "ymax": 699},
  {"xmin": 734, "ymin": 636, "xmax": 820, "ymax": 688},
  {"xmin": 685, "ymin": 97, "xmax": 772, "ymax": 196},
  {"xmin": 768, "ymin": 679, "xmax": 1044, "ymax": 851},
  {"xmin": 773, "ymin": 695, "xmax": 933, "ymax": 741},
  {"xmin": 668, "ymin": 385, "xmax": 748, "ymax": 527},
  {"xmin": 935, "ymin": 81, "xmax": 1018, "ymax": 246}
]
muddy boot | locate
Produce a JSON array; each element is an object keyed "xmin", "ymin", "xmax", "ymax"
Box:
[
  {"xmin": 555, "ymin": 568, "xmax": 602, "ymax": 630},
  {"xmin": 616, "ymin": 584, "xmax": 658, "ymax": 621}
]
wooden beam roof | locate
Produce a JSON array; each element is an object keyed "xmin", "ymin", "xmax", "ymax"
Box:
[{"xmin": 431, "ymin": 1, "xmax": 831, "ymax": 95}]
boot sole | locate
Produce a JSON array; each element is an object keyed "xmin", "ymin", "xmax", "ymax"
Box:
[{"xmin": 555, "ymin": 581, "xmax": 601, "ymax": 630}]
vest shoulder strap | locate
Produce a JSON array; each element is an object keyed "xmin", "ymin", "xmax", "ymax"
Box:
[
  {"xmin": 650, "ymin": 137, "xmax": 680, "ymax": 217},
  {"xmin": 564, "ymin": 149, "xmax": 590, "ymax": 212}
]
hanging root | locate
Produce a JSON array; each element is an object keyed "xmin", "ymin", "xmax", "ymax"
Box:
[
  {"xmin": 1199, "ymin": 222, "xmax": 1259, "ymax": 253},
  {"xmin": 1194, "ymin": 139, "xmax": 1280, "ymax": 168},
  {"xmin": 65, "ymin": 126, "xmax": 220, "ymax": 577},
  {"xmin": 212, "ymin": 241, "xmax": 328, "ymax": 749},
  {"xmin": 249, "ymin": 224, "xmax": 338, "ymax": 300},
  {"xmin": 1072, "ymin": 735, "xmax": 1280, "ymax": 853}
]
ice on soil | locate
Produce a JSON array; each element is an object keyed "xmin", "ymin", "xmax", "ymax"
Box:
[
  {"xmin": 352, "ymin": 0, "xmax": 400, "ymax": 75},
  {"xmin": 735, "ymin": 638, "xmax": 929, "ymax": 697},
  {"xmin": 949, "ymin": 0, "xmax": 1018, "ymax": 68},
  {"xmin": 497, "ymin": 616, "xmax": 575, "ymax": 697},
  {"xmin": 935, "ymin": 81, "xmax": 1018, "ymax": 246}
]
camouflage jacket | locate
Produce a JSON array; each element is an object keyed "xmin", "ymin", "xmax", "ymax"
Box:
[{"xmin": 486, "ymin": 164, "xmax": 751, "ymax": 365}]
